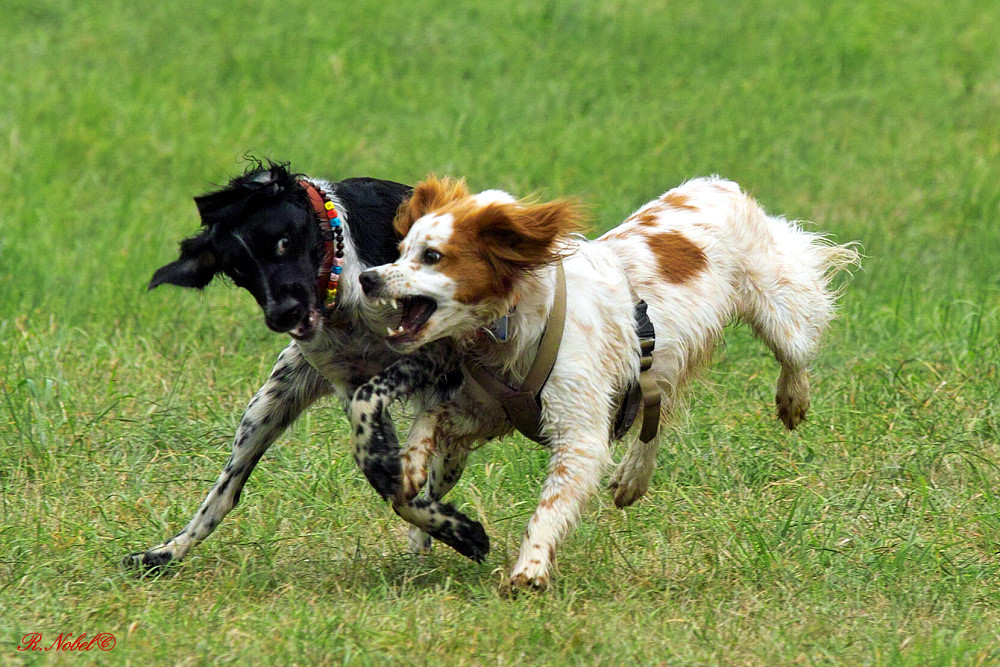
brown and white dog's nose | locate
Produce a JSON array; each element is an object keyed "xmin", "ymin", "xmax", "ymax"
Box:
[{"xmin": 358, "ymin": 270, "xmax": 383, "ymax": 296}]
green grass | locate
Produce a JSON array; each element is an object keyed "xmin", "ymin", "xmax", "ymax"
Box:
[{"xmin": 2, "ymin": 0, "xmax": 1000, "ymax": 663}]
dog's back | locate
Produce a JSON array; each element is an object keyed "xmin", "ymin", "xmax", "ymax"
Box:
[{"xmin": 599, "ymin": 176, "xmax": 858, "ymax": 427}]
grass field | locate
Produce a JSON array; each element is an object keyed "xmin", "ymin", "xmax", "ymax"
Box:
[{"xmin": 2, "ymin": 0, "xmax": 999, "ymax": 663}]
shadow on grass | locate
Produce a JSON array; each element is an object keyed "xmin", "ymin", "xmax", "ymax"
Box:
[{"xmin": 117, "ymin": 542, "xmax": 502, "ymax": 601}]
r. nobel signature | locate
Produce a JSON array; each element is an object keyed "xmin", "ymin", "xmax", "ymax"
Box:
[{"xmin": 17, "ymin": 632, "xmax": 116, "ymax": 652}]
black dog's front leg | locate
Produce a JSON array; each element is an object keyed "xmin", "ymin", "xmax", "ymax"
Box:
[
  {"xmin": 349, "ymin": 347, "xmax": 490, "ymax": 562},
  {"xmin": 124, "ymin": 342, "xmax": 330, "ymax": 573},
  {"xmin": 348, "ymin": 344, "xmax": 460, "ymax": 499}
]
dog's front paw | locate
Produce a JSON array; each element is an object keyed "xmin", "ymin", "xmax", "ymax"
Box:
[
  {"xmin": 412, "ymin": 500, "xmax": 490, "ymax": 562},
  {"xmin": 393, "ymin": 499, "xmax": 490, "ymax": 562},
  {"xmin": 427, "ymin": 512, "xmax": 490, "ymax": 563},
  {"xmin": 122, "ymin": 548, "xmax": 175, "ymax": 575},
  {"xmin": 500, "ymin": 572, "xmax": 549, "ymax": 598},
  {"xmin": 446, "ymin": 518, "xmax": 490, "ymax": 563}
]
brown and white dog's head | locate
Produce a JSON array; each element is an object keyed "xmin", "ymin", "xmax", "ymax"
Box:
[{"xmin": 358, "ymin": 176, "xmax": 584, "ymax": 352}]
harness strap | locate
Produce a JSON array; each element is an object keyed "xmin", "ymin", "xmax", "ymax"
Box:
[
  {"xmin": 463, "ymin": 263, "xmax": 661, "ymax": 446},
  {"xmin": 613, "ymin": 314, "xmax": 661, "ymax": 444},
  {"xmin": 463, "ymin": 262, "xmax": 566, "ymax": 445},
  {"xmin": 637, "ymin": 358, "xmax": 661, "ymax": 444},
  {"xmin": 521, "ymin": 261, "xmax": 567, "ymax": 397}
]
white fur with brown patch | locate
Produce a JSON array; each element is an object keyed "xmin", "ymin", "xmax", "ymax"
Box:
[{"xmin": 364, "ymin": 175, "xmax": 858, "ymax": 592}]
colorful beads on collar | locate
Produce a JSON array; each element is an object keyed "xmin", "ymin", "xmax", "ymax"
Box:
[
  {"xmin": 325, "ymin": 199, "xmax": 344, "ymax": 309},
  {"xmin": 314, "ymin": 189, "xmax": 344, "ymax": 310},
  {"xmin": 299, "ymin": 178, "xmax": 345, "ymax": 314}
]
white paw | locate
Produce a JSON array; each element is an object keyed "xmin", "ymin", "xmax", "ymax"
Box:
[
  {"xmin": 408, "ymin": 526, "xmax": 433, "ymax": 554},
  {"xmin": 501, "ymin": 571, "xmax": 549, "ymax": 596}
]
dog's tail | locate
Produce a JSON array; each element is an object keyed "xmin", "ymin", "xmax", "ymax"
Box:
[{"xmin": 727, "ymin": 184, "xmax": 860, "ymax": 429}]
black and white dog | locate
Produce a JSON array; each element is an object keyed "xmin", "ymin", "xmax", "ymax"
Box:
[{"xmin": 125, "ymin": 161, "xmax": 491, "ymax": 571}]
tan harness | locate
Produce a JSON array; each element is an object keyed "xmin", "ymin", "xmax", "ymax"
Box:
[{"xmin": 462, "ymin": 262, "xmax": 661, "ymax": 446}]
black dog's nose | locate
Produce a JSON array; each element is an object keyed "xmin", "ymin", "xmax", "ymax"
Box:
[
  {"xmin": 358, "ymin": 270, "xmax": 382, "ymax": 296},
  {"xmin": 265, "ymin": 298, "xmax": 306, "ymax": 333}
]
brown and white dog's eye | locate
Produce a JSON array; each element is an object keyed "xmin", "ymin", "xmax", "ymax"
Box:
[
  {"xmin": 276, "ymin": 237, "xmax": 290, "ymax": 256},
  {"xmin": 422, "ymin": 248, "xmax": 442, "ymax": 265}
]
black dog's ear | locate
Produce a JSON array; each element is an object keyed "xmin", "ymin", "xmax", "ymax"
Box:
[
  {"xmin": 148, "ymin": 230, "xmax": 218, "ymax": 290},
  {"xmin": 193, "ymin": 167, "xmax": 289, "ymax": 226},
  {"xmin": 194, "ymin": 187, "xmax": 248, "ymax": 227}
]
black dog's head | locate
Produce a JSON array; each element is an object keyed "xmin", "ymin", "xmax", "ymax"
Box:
[{"xmin": 150, "ymin": 161, "xmax": 326, "ymax": 339}]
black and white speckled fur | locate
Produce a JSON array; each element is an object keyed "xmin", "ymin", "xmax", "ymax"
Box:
[
  {"xmin": 349, "ymin": 345, "xmax": 460, "ymax": 498},
  {"xmin": 348, "ymin": 344, "xmax": 500, "ymax": 561},
  {"xmin": 124, "ymin": 163, "xmax": 487, "ymax": 572}
]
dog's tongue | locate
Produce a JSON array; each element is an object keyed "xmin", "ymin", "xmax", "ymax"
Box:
[{"xmin": 402, "ymin": 299, "xmax": 434, "ymax": 332}]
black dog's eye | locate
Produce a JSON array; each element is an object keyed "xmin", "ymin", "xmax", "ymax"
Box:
[
  {"xmin": 422, "ymin": 248, "xmax": 442, "ymax": 265},
  {"xmin": 276, "ymin": 237, "xmax": 290, "ymax": 256}
]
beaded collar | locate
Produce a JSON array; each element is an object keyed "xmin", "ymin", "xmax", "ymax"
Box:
[{"xmin": 299, "ymin": 179, "xmax": 344, "ymax": 313}]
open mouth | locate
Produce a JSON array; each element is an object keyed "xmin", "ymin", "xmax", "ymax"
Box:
[
  {"xmin": 374, "ymin": 295, "xmax": 437, "ymax": 343},
  {"xmin": 288, "ymin": 309, "xmax": 321, "ymax": 341}
]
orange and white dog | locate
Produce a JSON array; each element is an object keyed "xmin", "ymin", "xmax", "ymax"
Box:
[{"xmin": 357, "ymin": 175, "xmax": 857, "ymax": 591}]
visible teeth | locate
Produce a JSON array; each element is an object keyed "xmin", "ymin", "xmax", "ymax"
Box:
[
  {"xmin": 395, "ymin": 325, "xmax": 405, "ymax": 333},
  {"xmin": 386, "ymin": 326, "xmax": 394, "ymax": 335},
  {"xmin": 390, "ymin": 299, "xmax": 398, "ymax": 309}
]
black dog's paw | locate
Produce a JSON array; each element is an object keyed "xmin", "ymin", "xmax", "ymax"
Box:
[
  {"xmin": 122, "ymin": 549, "xmax": 174, "ymax": 575},
  {"xmin": 447, "ymin": 519, "xmax": 491, "ymax": 563},
  {"xmin": 422, "ymin": 503, "xmax": 490, "ymax": 562},
  {"xmin": 393, "ymin": 499, "xmax": 491, "ymax": 562}
]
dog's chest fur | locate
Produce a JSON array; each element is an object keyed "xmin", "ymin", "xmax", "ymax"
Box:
[{"xmin": 296, "ymin": 319, "xmax": 403, "ymax": 401}]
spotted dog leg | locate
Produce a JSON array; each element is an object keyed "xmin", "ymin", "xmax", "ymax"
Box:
[
  {"xmin": 393, "ymin": 401, "xmax": 473, "ymax": 505},
  {"xmin": 392, "ymin": 493, "xmax": 488, "ymax": 562},
  {"xmin": 350, "ymin": 356, "xmax": 489, "ymax": 562},
  {"xmin": 395, "ymin": 406, "xmax": 489, "ymax": 562},
  {"xmin": 393, "ymin": 408, "xmax": 439, "ymax": 505},
  {"xmin": 124, "ymin": 343, "xmax": 330, "ymax": 573},
  {"xmin": 406, "ymin": 422, "xmax": 472, "ymax": 553},
  {"xmin": 348, "ymin": 345, "xmax": 459, "ymax": 500}
]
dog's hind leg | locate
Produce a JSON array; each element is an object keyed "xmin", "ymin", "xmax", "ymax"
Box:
[
  {"xmin": 740, "ymin": 245, "xmax": 856, "ymax": 430},
  {"xmin": 607, "ymin": 430, "xmax": 661, "ymax": 508},
  {"xmin": 733, "ymin": 197, "xmax": 859, "ymax": 430},
  {"xmin": 742, "ymin": 279, "xmax": 820, "ymax": 431},
  {"xmin": 124, "ymin": 342, "xmax": 330, "ymax": 573}
]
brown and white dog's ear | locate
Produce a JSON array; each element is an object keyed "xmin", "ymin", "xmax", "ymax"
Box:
[
  {"xmin": 394, "ymin": 176, "xmax": 470, "ymax": 238},
  {"xmin": 478, "ymin": 199, "xmax": 586, "ymax": 272},
  {"xmin": 148, "ymin": 229, "xmax": 219, "ymax": 290}
]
